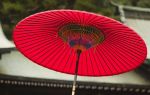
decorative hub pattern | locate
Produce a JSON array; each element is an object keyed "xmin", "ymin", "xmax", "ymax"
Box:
[{"xmin": 59, "ymin": 24, "xmax": 104, "ymax": 51}]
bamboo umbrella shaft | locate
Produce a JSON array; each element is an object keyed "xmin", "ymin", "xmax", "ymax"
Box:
[{"xmin": 71, "ymin": 50, "xmax": 81, "ymax": 95}]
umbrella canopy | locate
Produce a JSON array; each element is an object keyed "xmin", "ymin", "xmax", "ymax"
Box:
[{"xmin": 13, "ymin": 10, "xmax": 147, "ymax": 76}]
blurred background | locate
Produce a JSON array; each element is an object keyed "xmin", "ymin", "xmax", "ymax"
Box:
[{"xmin": 0, "ymin": 0, "xmax": 150, "ymax": 95}]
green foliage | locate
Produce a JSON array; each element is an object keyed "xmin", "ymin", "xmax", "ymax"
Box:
[
  {"xmin": 75, "ymin": 0, "xmax": 98, "ymax": 12},
  {"xmin": 2, "ymin": 1, "xmax": 24, "ymax": 14},
  {"xmin": 113, "ymin": 0, "xmax": 150, "ymax": 7},
  {"xmin": 112, "ymin": 0, "xmax": 126, "ymax": 5},
  {"xmin": 137, "ymin": 0, "xmax": 150, "ymax": 8}
]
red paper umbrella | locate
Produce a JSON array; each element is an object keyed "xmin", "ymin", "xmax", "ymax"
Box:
[{"xmin": 13, "ymin": 10, "xmax": 147, "ymax": 95}]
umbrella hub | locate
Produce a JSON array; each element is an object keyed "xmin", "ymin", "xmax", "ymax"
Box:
[{"xmin": 59, "ymin": 24, "xmax": 104, "ymax": 51}]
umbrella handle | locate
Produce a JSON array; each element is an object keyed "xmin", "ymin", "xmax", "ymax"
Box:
[
  {"xmin": 71, "ymin": 50, "xmax": 81, "ymax": 95},
  {"xmin": 72, "ymin": 74, "xmax": 77, "ymax": 95}
]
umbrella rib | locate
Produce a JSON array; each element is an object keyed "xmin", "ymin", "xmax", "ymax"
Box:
[
  {"xmin": 113, "ymin": 42, "xmax": 145, "ymax": 60},
  {"xmin": 43, "ymin": 42, "xmax": 65, "ymax": 66},
  {"xmin": 107, "ymin": 33, "xmax": 142, "ymax": 41},
  {"xmin": 95, "ymin": 47, "xmax": 107, "ymax": 75},
  {"xmin": 50, "ymin": 45, "xmax": 69, "ymax": 69},
  {"xmin": 44, "ymin": 48, "xmax": 66, "ymax": 68},
  {"xmin": 15, "ymin": 37, "xmax": 59, "ymax": 49},
  {"xmin": 86, "ymin": 15, "xmax": 100, "ymax": 25},
  {"xmin": 15, "ymin": 29, "xmax": 57, "ymax": 36},
  {"xmin": 25, "ymin": 14, "xmax": 68, "ymax": 24},
  {"xmin": 21, "ymin": 39, "xmax": 53, "ymax": 53},
  {"xmin": 17, "ymin": 38, "xmax": 51, "ymax": 51},
  {"xmin": 114, "ymin": 41, "xmax": 145, "ymax": 53},
  {"xmin": 57, "ymin": 48, "xmax": 72, "ymax": 71},
  {"xmin": 108, "ymin": 43, "xmax": 133, "ymax": 70},
  {"xmin": 40, "ymin": 12, "xmax": 64, "ymax": 19},
  {"xmin": 111, "ymin": 37, "xmax": 144, "ymax": 47},
  {"xmin": 39, "ymin": 42, "xmax": 63, "ymax": 61},
  {"xmin": 111, "ymin": 46, "xmax": 138, "ymax": 68},
  {"xmin": 90, "ymin": 50, "xmax": 101, "ymax": 75},
  {"xmin": 109, "ymin": 44, "xmax": 140, "ymax": 67},
  {"xmin": 19, "ymin": 20, "xmax": 60, "ymax": 26},
  {"xmin": 62, "ymin": 49, "xmax": 73, "ymax": 72},
  {"xmin": 51, "ymin": 45, "xmax": 70, "ymax": 70},
  {"xmin": 110, "ymin": 41, "xmax": 145, "ymax": 51},
  {"xmin": 110, "ymin": 37, "xmax": 144, "ymax": 45},
  {"xmin": 96, "ymin": 47, "xmax": 113, "ymax": 75},
  {"xmin": 16, "ymin": 37, "xmax": 60, "ymax": 51},
  {"xmin": 112, "ymin": 39, "xmax": 144, "ymax": 46},
  {"xmin": 107, "ymin": 27, "xmax": 133, "ymax": 32},
  {"xmin": 77, "ymin": 11, "xmax": 82, "ymax": 24},
  {"xmin": 40, "ymin": 42, "xmax": 64, "ymax": 65},
  {"xmin": 88, "ymin": 51, "xmax": 96, "ymax": 75},
  {"xmin": 93, "ymin": 24, "xmax": 123, "ymax": 31},
  {"xmin": 15, "ymin": 32, "xmax": 56, "ymax": 37},
  {"xmin": 110, "ymin": 35, "xmax": 145, "ymax": 55},
  {"xmin": 51, "ymin": 12, "xmax": 72, "ymax": 24},
  {"xmin": 54, "ymin": 48, "xmax": 68, "ymax": 71},
  {"xmin": 15, "ymin": 27, "xmax": 58, "ymax": 32},
  {"xmin": 110, "ymin": 40, "xmax": 140, "ymax": 69},
  {"xmin": 87, "ymin": 16, "xmax": 107, "ymax": 26},
  {"xmin": 17, "ymin": 29, "xmax": 57, "ymax": 35},
  {"xmin": 15, "ymin": 35, "xmax": 53, "ymax": 43},
  {"xmin": 21, "ymin": 40, "xmax": 63, "ymax": 61},
  {"xmin": 82, "ymin": 13, "xmax": 85, "ymax": 24},
  {"xmin": 103, "ymin": 43, "xmax": 129, "ymax": 71},
  {"xmin": 101, "ymin": 44, "xmax": 121, "ymax": 73},
  {"xmin": 112, "ymin": 44, "xmax": 144, "ymax": 64},
  {"xmin": 90, "ymin": 19, "xmax": 116, "ymax": 27},
  {"xmin": 107, "ymin": 31, "xmax": 139, "ymax": 37},
  {"xmin": 70, "ymin": 11, "xmax": 80, "ymax": 23},
  {"xmin": 65, "ymin": 11, "xmax": 74, "ymax": 22},
  {"xmin": 14, "ymin": 30, "xmax": 57, "ymax": 38},
  {"xmin": 15, "ymin": 34, "xmax": 56, "ymax": 44},
  {"xmin": 27, "ymin": 13, "xmax": 59, "ymax": 20},
  {"xmin": 29, "ymin": 41, "xmax": 63, "ymax": 60},
  {"xmin": 100, "ymin": 21, "xmax": 120, "ymax": 25},
  {"xmin": 38, "ymin": 14, "xmax": 67, "ymax": 22},
  {"xmin": 100, "ymin": 45, "xmax": 119, "ymax": 74},
  {"xmin": 59, "ymin": 11, "xmax": 74, "ymax": 23},
  {"xmin": 17, "ymin": 22, "xmax": 59, "ymax": 26},
  {"xmin": 85, "ymin": 52, "xmax": 89, "ymax": 75}
]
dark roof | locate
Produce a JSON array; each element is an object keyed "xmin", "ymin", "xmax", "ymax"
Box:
[{"xmin": 0, "ymin": 74, "xmax": 150, "ymax": 94}]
